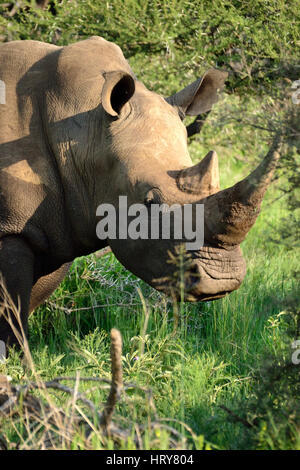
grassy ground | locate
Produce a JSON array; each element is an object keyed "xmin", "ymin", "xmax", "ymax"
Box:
[{"xmin": 1, "ymin": 94, "xmax": 298, "ymax": 449}]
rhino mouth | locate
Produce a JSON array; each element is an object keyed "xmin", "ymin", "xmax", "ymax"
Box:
[
  {"xmin": 153, "ymin": 245, "xmax": 246, "ymax": 302},
  {"xmin": 187, "ymin": 245, "xmax": 246, "ymax": 301}
]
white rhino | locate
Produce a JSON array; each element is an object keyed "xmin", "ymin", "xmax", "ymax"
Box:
[{"xmin": 0, "ymin": 37, "xmax": 280, "ymax": 351}]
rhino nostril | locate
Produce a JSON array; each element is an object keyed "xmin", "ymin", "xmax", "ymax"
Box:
[{"xmin": 188, "ymin": 263, "xmax": 201, "ymax": 286}]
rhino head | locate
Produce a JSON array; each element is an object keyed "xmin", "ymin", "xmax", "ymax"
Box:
[
  {"xmin": 38, "ymin": 38, "xmax": 280, "ymax": 302},
  {"xmin": 92, "ymin": 69, "xmax": 280, "ymax": 301}
]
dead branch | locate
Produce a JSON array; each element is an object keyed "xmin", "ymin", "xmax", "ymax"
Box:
[
  {"xmin": 0, "ymin": 328, "xmax": 190, "ymax": 449},
  {"xmin": 95, "ymin": 246, "xmax": 112, "ymax": 258},
  {"xmin": 47, "ymin": 300, "xmax": 139, "ymax": 314},
  {"xmin": 26, "ymin": 381, "xmax": 102, "ymax": 423},
  {"xmin": 219, "ymin": 405, "xmax": 254, "ymax": 429}
]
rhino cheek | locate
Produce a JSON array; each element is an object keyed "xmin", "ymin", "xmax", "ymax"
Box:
[{"xmin": 109, "ymin": 238, "xmax": 175, "ymax": 286}]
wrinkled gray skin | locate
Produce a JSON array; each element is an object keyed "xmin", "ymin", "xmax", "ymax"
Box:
[{"xmin": 0, "ymin": 37, "xmax": 280, "ymax": 351}]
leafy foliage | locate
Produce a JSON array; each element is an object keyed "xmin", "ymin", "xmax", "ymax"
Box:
[{"xmin": 0, "ymin": 0, "xmax": 299, "ymax": 95}]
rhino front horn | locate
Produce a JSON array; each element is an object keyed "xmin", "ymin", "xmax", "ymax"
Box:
[
  {"xmin": 204, "ymin": 135, "xmax": 282, "ymax": 246},
  {"xmin": 177, "ymin": 150, "xmax": 220, "ymax": 197}
]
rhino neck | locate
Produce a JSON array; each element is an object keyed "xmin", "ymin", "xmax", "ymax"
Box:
[
  {"xmin": 43, "ymin": 107, "xmax": 110, "ymax": 258},
  {"xmin": 35, "ymin": 37, "xmax": 134, "ymax": 259}
]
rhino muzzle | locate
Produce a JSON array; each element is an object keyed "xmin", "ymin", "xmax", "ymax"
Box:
[
  {"xmin": 184, "ymin": 246, "xmax": 247, "ymax": 301},
  {"xmin": 150, "ymin": 245, "xmax": 246, "ymax": 302}
]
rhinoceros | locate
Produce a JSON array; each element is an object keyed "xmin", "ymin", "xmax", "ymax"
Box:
[{"xmin": 0, "ymin": 36, "xmax": 280, "ymax": 352}]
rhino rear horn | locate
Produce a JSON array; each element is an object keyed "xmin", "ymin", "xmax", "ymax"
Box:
[
  {"xmin": 204, "ymin": 135, "xmax": 282, "ymax": 246},
  {"xmin": 166, "ymin": 69, "xmax": 228, "ymax": 116},
  {"xmin": 177, "ymin": 150, "xmax": 220, "ymax": 197},
  {"xmin": 102, "ymin": 71, "xmax": 135, "ymax": 117}
]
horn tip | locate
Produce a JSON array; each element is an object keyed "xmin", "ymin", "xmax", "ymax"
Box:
[
  {"xmin": 209, "ymin": 149, "xmax": 218, "ymax": 160},
  {"xmin": 205, "ymin": 150, "xmax": 219, "ymax": 167}
]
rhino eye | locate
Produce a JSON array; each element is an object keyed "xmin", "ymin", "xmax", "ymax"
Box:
[{"xmin": 144, "ymin": 188, "xmax": 162, "ymax": 207}]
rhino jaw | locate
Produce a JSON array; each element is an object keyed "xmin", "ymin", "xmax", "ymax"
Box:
[
  {"xmin": 184, "ymin": 246, "xmax": 247, "ymax": 301},
  {"xmin": 149, "ymin": 245, "xmax": 246, "ymax": 302}
]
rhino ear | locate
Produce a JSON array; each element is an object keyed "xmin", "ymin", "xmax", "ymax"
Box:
[
  {"xmin": 166, "ymin": 69, "xmax": 228, "ymax": 116},
  {"xmin": 102, "ymin": 71, "xmax": 135, "ymax": 117}
]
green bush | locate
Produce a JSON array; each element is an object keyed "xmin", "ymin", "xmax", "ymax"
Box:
[{"xmin": 1, "ymin": 0, "xmax": 299, "ymax": 95}]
